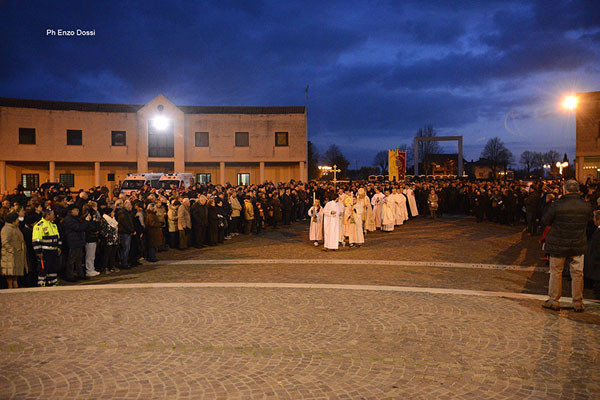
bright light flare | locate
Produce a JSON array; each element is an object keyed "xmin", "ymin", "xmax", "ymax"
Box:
[
  {"xmin": 562, "ymin": 95, "xmax": 578, "ymax": 111},
  {"xmin": 151, "ymin": 115, "xmax": 170, "ymax": 131}
]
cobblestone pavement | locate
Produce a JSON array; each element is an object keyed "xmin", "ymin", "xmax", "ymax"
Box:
[
  {"xmin": 1, "ymin": 287, "xmax": 599, "ymax": 399},
  {"xmin": 2, "ymin": 216, "xmax": 600, "ymax": 399},
  {"xmin": 72, "ymin": 216, "xmax": 593, "ymax": 298}
]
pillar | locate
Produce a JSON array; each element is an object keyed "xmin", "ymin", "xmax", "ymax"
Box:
[
  {"xmin": 259, "ymin": 162, "xmax": 265, "ymax": 184},
  {"xmin": 94, "ymin": 162, "xmax": 101, "ymax": 187},
  {"xmin": 49, "ymin": 161, "xmax": 56, "ymax": 182},
  {"xmin": 220, "ymin": 161, "xmax": 226, "ymax": 185},
  {"xmin": 458, "ymin": 137, "xmax": 464, "ymax": 177},
  {"xmin": 413, "ymin": 138, "xmax": 419, "ymax": 176},
  {"xmin": 0, "ymin": 161, "xmax": 6, "ymax": 193},
  {"xmin": 299, "ymin": 161, "xmax": 306, "ymax": 182}
]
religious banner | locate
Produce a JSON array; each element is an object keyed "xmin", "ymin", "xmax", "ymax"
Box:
[{"xmin": 388, "ymin": 149, "xmax": 407, "ymax": 181}]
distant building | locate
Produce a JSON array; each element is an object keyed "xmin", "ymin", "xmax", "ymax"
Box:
[
  {"xmin": 466, "ymin": 158, "xmax": 507, "ymax": 180},
  {"xmin": 575, "ymin": 91, "xmax": 600, "ymax": 181},
  {"xmin": 419, "ymin": 154, "xmax": 466, "ymax": 176},
  {"xmin": 0, "ymin": 95, "xmax": 307, "ymax": 192}
]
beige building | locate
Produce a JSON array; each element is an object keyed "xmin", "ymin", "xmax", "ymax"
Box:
[
  {"xmin": 0, "ymin": 95, "xmax": 307, "ymax": 192},
  {"xmin": 575, "ymin": 91, "xmax": 600, "ymax": 182}
]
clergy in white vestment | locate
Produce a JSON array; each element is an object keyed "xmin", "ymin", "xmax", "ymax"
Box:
[
  {"xmin": 391, "ymin": 189, "xmax": 404, "ymax": 226},
  {"xmin": 381, "ymin": 190, "xmax": 395, "ymax": 232},
  {"xmin": 371, "ymin": 189, "xmax": 385, "ymax": 229},
  {"xmin": 406, "ymin": 187, "xmax": 419, "ymax": 217},
  {"xmin": 348, "ymin": 198, "xmax": 365, "ymax": 246},
  {"xmin": 323, "ymin": 198, "xmax": 340, "ymax": 250},
  {"xmin": 337, "ymin": 195, "xmax": 346, "ymax": 245},
  {"xmin": 357, "ymin": 188, "xmax": 375, "ymax": 233},
  {"xmin": 307, "ymin": 200, "xmax": 324, "ymax": 246},
  {"xmin": 397, "ymin": 190, "xmax": 409, "ymax": 224}
]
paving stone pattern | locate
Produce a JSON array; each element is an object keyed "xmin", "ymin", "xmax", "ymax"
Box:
[{"xmin": 1, "ymin": 287, "xmax": 599, "ymax": 399}]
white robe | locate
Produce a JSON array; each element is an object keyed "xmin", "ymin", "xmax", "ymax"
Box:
[
  {"xmin": 307, "ymin": 206, "xmax": 324, "ymax": 241},
  {"xmin": 381, "ymin": 197, "xmax": 395, "ymax": 232},
  {"xmin": 396, "ymin": 193, "xmax": 409, "ymax": 225},
  {"xmin": 371, "ymin": 193, "xmax": 385, "ymax": 229},
  {"xmin": 406, "ymin": 188, "xmax": 419, "ymax": 217},
  {"xmin": 349, "ymin": 203, "xmax": 365, "ymax": 244},
  {"xmin": 337, "ymin": 200, "xmax": 346, "ymax": 242},
  {"xmin": 323, "ymin": 201, "xmax": 340, "ymax": 249}
]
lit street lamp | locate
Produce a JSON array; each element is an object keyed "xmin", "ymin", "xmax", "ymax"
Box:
[
  {"xmin": 562, "ymin": 94, "xmax": 578, "ymax": 111},
  {"xmin": 151, "ymin": 115, "xmax": 170, "ymax": 131},
  {"xmin": 556, "ymin": 161, "xmax": 569, "ymax": 175}
]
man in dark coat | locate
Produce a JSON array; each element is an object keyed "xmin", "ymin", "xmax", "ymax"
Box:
[
  {"xmin": 191, "ymin": 196, "xmax": 208, "ymax": 248},
  {"xmin": 116, "ymin": 200, "xmax": 135, "ymax": 269},
  {"xmin": 541, "ymin": 180, "xmax": 592, "ymax": 312},
  {"xmin": 63, "ymin": 205, "xmax": 89, "ymax": 281},
  {"xmin": 584, "ymin": 210, "xmax": 600, "ymax": 300}
]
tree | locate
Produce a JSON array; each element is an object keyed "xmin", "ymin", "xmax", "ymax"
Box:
[
  {"xmin": 543, "ymin": 150, "xmax": 560, "ymax": 166},
  {"xmin": 480, "ymin": 137, "xmax": 513, "ymax": 177},
  {"xmin": 307, "ymin": 141, "xmax": 320, "ymax": 180},
  {"xmin": 373, "ymin": 151, "xmax": 388, "ymax": 175},
  {"xmin": 322, "ymin": 144, "xmax": 350, "ymax": 177},
  {"xmin": 520, "ymin": 151, "xmax": 534, "ymax": 174},
  {"xmin": 414, "ymin": 125, "xmax": 442, "ymax": 174}
]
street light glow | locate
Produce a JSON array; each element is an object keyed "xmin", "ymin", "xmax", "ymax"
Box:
[
  {"xmin": 562, "ymin": 95, "xmax": 578, "ymax": 111},
  {"xmin": 151, "ymin": 115, "xmax": 170, "ymax": 131}
]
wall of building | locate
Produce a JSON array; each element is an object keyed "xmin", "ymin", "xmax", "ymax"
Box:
[
  {"xmin": 576, "ymin": 91, "xmax": 600, "ymax": 181},
  {"xmin": 265, "ymin": 163, "xmax": 299, "ymax": 183},
  {"xmin": 0, "ymin": 107, "xmax": 138, "ymax": 162}
]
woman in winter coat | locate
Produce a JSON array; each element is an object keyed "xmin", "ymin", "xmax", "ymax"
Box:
[
  {"xmin": 167, "ymin": 201, "xmax": 180, "ymax": 249},
  {"xmin": 145, "ymin": 203, "xmax": 162, "ymax": 262},
  {"xmin": 99, "ymin": 208, "xmax": 120, "ymax": 273},
  {"xmin": 1, "ymin": 213, "xmax": 28, "ymax": 288},
  {"xmin": 243, "ymin": 197, "xmax": 254, "ymax": 235}
]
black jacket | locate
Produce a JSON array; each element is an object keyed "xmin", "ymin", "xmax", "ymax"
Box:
[
  {"xmin": 116, "ymin": 208, "xmax": 135, "ymax": 234},
  {"xmin": 63, "ymin": 215, "xmax": 89, "ymax": 249},
  {"xmin": 542, "ymin": 193, "xmax": 592, "ymax": 257},
  {"xmin": 191, "ymin": 202, "xmax": 208, "ymax": 226}
]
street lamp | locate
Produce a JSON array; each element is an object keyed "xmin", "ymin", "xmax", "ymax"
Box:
[
  {"xmin": 562, "ymin": 94, "xmax": 578, "ymax": 111},
  {"xmin": 151, "ymin": 115, "xmax": 170, "ymax": 131}
]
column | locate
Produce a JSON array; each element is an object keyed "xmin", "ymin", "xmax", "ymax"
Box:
[
  {"xmin": 0, "ymin": 161, "xmax": 6, "ymax": 193},
  {"xmin": 94, "ymin": 162, "xmax": 101, "ymax": 187},
  {"xmin": 259, "ymin": 162, "xmax": 265, "ymax": 184},
  {"xmin": 49, "ymin": 161, "xmax": 56, "ymax": 182},
  {"xmin": 413, "ymin": 138, "xmax": 419, "ymax": 176},
  {"xmin": 220, "ymin": 161, "xmax": 226, "ymax": 185},
  {"xmin": 458, "ymin": 137, "xmax": 464, "ymax": 177},
  {"xmin": 299, "ymin": 161, "xmax": 306, "ymax": 182}
]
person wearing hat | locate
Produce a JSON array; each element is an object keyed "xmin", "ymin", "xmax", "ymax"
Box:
[
  {"xmin": 32, "ymin": 209, "xmax": 62, "ymax": 286},
  {"xmin": 1, "ymin": 212, "xmax": 28, "ymax": 288},
  {"xmin": 541, "ymin": 180, "xmax": 592, "ymax": 312}
]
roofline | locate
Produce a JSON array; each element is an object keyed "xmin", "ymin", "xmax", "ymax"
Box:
[{"xmin": 0, "ymin": 97, "xmax": 306, "ymax": 115}]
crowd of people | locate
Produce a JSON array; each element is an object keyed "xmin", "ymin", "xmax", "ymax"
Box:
[{"xmin": 0, "ymin": 177, "xmax": 599, "ymax": 300}]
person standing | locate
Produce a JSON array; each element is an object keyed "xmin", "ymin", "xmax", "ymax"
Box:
[
  {"xmin": 177, "ymin": 198, "xmax": 192, "ymax": 250},
  {"xmin": 63, "ymin": 205, "xmax": 89, "ymax": 282},
  {"xmin": 83, "ymin": 203, "xmax": 100, "ymax": 277},
  {"xmin": 191, "ymin": 195, "xmax": 208, "ymax": 248},
  {"xmin": 428, "ymin": 189, "xmax": 439, "ymax": 219},
  {"xmin": 144, "ymin": 203, "xmax": 161, "ymax": 262},
  {"xmin": 243, "ymin": 196, "xmax": 254, "ymax": 235},
  {"xmin": 229, "ymin": 192, "xmax": 242, "ymax": 235},
  {"xmin": 1, "ymin": 213, "xmax": 28, "ymax": 288},
  {"xmin": 322, "ymin": 194, "xmax": 340, "ymax": 251},
  {"xmin": 116, "ymin": 200, "xmax": 135, "ymax": 269},
  {"xmin": 32, "ymin": 209, "xmax": 61, "ymax": 286},
  {"xmin": 99, "ymin": 208, "xmax": 120, "ymax": 273},
  {"xmin": 307, "ymin": 199, "xmax": 324, "ymax": 246},
  {"xmin": 167, "ymin": 200, "xmax": 179, "ymax": 249},
  {"xmin": 541, "ymin": 180, "xmax": 592, "ymax": 312}
]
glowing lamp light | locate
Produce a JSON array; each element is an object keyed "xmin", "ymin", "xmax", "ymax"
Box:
[
  {"xmin": 151, "ymin": 115, "xmax": 170, "ymax": 131},
  {"xmin": 556, "ymin": 161, "xmax": 569, "ymax": 175},
  {"xmin": 562, "ymin": 95, "xmax": 578, "ymax": 111}
]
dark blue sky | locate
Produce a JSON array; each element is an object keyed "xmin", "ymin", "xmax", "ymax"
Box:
[{"xmin": 1, "ymin": 0, "xmax": 599, "ymax": 168}]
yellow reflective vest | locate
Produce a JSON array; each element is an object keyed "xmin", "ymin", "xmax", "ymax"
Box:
[{"xmin": 32, "ymin": 218, "xmax": 61, "ymax": 254}]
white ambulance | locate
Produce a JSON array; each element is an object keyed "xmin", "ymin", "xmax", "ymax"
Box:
[
  {"xmin": 120, "ymin": 173, "xmax": 164, "ymax": 195},
  {"xmin": 157, "ymin": 173, "xmax": 195, "ymax": 193}
]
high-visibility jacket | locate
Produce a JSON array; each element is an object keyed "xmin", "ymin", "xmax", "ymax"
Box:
[{"xmin": 32, "ymin": 218, "xmax": 62, "ymax": 254}]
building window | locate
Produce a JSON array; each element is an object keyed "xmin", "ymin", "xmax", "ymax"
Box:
[
  {"xmin": 148, "ymin": 120, "xmax": 174, "ymax": 158},
  {"xmin": 67, "ymin": 129, "xmax": 82, "ymax": 145},
  {"xmin": 107, "ymin": 173, "xmax": 115, "ymax": 182},
  {"xmin": 19, "ymin": 128, "xmax": 36, "ymax": 144},
  {"xmin": 237, "ymin": 173, "xmax": 250, "ymax": 186},
  {"xmin": 111, "ymin": 130, "xmax": 126, "ymax": 146},
  {"xmin": 21, "ymin": 174, "xmax": 39, "ymax": 196},
  {"xmin": 60, "ymin": 173, "xmax": 75, "ymax": 188},
  {"xmin": 275, "ymin": 132, "xmax": 289, "ymax": 146},
  {"xmin": 235, "ymin": 132, "xmax": 249, "ymax": 147},
  {"xmin": 195, "ymin": 132, "xmax": 209, "ymax": 147},
  {"xmin": 196, "ymin": 173, "xmax": 211, "ymax": 184}
]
